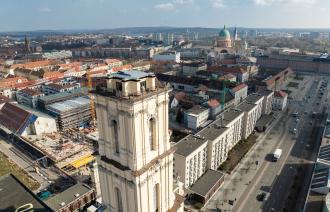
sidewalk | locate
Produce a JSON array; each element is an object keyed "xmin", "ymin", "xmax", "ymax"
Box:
[
  {"xmin": 204, "ymin": 75, "xmax": 313, "ymax": 212},
  {"xmin": 204, "ymin": 110, "xmax": 288, "ymax": 211}
]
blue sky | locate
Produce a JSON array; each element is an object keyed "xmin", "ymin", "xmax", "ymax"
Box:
[{"xmin": 0, "ymin": 0, "xmax": 329, "ymax": 31}]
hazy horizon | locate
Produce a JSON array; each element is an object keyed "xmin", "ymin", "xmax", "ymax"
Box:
[{"xmin": 1, "ymin": 0, "xmax": 330, "ymax": 32}]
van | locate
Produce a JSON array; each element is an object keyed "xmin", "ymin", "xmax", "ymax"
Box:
[{"xmin": 273, "ymin": 149, "xmax": 282, "ymax": 162}]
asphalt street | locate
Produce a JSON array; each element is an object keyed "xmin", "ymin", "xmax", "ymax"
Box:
[{"xmin": 234, "ymin": 75, "xmax": 329, "ymax": 212}]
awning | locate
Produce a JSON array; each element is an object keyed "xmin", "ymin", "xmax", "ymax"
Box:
[{"xmin": 69, "ymin": 154, "xmax": 95, "ymax": 169}]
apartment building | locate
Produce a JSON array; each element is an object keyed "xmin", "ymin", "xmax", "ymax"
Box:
[
  {"xmin": 16, "ymin": 88, "xmax": 45, "ymax": 108},
  {"xmin": 259, "ymin": 90, "xmax": 274, "ymax": 115},
  {"xmin": 273, "ymin": 90, "xmax": 288, "ymax": 111},
  {"xmin": 245, "ymin": 94, "xmax": 264, "ymax": 119},
  {"xmin": 236, "ymin": 102, "xmax": 259, "ymax": 139},
  {"xmin": 174, "ymin": 134, "xmax": 208, "ymax": 188},
  {"xmin": 230, "ymin": 83, "xmax": 248, "ymax": 106},
  {"xmin": 184, "ymin": 105, "xmax": 209, "ymax": 130},
  {"xmin": 216, "ymin": 109, "xmax": 244, "ymax": 148},
  {"xmin": 197, "ymin": 125, "xmax": 230, "ymax": 170},
  {"xmin": 42, "ymin": 83, "xmax": 80, "ymax": 95}
]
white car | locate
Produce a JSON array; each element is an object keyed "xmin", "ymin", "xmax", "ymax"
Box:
[{"xmin": 292, "ymin": 128, "xmax": 297, "ymax": 134}]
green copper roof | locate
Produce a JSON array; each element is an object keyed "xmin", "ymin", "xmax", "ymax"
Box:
[{"xmin": 219, "ymin": 26, "xmax": 231, "ymax": 39}]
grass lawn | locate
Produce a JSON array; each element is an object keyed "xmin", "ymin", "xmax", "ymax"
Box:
[
  {"xmin": 219, "ymin": 134, "xmax": 258, "ymax": 174},
  {"xmin": 0, "ymin": 152, "xmax": 40, "ymax": 190},
  {"xmin": 287, "ymin": 82, "xmax": 299, "ymax": 88}
]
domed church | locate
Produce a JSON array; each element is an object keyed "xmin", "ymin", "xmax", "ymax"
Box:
[
  {"xmin": 215, "ymin": 25, "xmax": 232, "ymax": 49},
  {"xmin": 213, "ymin": 25, "xmax": 247, "ymax": 55}
]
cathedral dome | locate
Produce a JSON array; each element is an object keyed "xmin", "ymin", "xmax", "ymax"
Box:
[{"xmin": 219, "ymin": 26, "xmax": 231, "ymax": 40}]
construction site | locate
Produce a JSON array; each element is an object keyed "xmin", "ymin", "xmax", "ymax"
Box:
[
  {"xmin": 46, "ymin": 96, "xmax": 92, "ymax": 130},
  {"xmin": 21, "ymin": 130, "xmax": 94, "ymax": 173}
]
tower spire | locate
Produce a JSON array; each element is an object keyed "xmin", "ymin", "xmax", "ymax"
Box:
[{"xmin": 234, "ymin": 25, "xmax": 238, "ymax": 41}]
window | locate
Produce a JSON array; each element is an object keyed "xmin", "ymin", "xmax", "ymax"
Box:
[
  {"xmin": 153, "ymin": 184, "xmax": 160, "ymax": 212},
  {"xmin": 116, "ymin": 82, "xmax": 122, "ymax": 91},
  {"xmin": 115, "ymin": 187, "xmax": 123, "ymax": 212},
  {"xmin": 112, "ymin": 120, "xmax": 119, "ymax": 154},
  {"xmin": 140, "ymin": 81, "xmax": 146, "ymax": 92},
  {"xmin": 149, "ymin": 118, "xmax": 156, "ymax": 150},
  {"xmin": 178, "ymin": 85, "xmax": 184, "ymax": 90}
]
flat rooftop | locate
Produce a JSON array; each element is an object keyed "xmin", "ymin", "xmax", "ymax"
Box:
[
  {"xmin": 108, "ymin": 70, "xmax": 154, "ymax": 81},
  {"xmin": 0, "ymin": 174, "xmax": 51, "ymax": 211},
  {"xmin": 38, "ymin": 87, "xmax": 87, "ymax": 103},
  {"xmin": 189, "ymin": 169, "xmax": 225, "ymax": 197},
  {"xmin": 197, "ymin": 124, "xmax": 228, "ymax": 142},
  {"xmin": 175, "ymin": 134, "xmax": 207, "ymax": 157},
  {"xmin": 46, "ymin": 96, "xmax": 90, "ymax": 114},
  {"xmin": 245, "ymin": 93, "xmax": 264, "ymax": 104},
  {"xmin": 256, "ymin": 114, "xmax": 274, "ymax": 128},
  {"xmin": 215, "ymin": 109, "xmax": 244, "ymax": 126},
  {"xmin": 236, "ymin": 102, "xmax": 257, "ymax": 112},
  {"xmin": 45, "ymin": 183, "xmax": 94, "ymax": 211},
  {"xmin": 258, "ymin": 89, "xmax": 274, "ymax": 96},
  {"xmin": 185, "ymin": 105, "xmax": 208, "ymax": 116}
]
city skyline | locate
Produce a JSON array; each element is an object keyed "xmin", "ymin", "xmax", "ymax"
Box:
[{"xmin": 1, "ymin": 0, "xmax": 330, "ymax": 32}]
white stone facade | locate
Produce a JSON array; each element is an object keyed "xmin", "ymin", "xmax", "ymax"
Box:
[{"xmin": 94, "ymin": 71, "xmax": 181, "ymax": 212}]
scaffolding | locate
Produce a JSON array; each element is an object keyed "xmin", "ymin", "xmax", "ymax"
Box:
[{"xmin": 46, "ymin": 97, "xmax": 92, "ymax": 130}]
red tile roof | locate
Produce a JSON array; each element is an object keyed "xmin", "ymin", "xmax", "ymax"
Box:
[
  {"xmin": 11, "ymin": 60, "xmax": 58, "ymax": 70},
  {"xmin": 105, "ymin": 59, "xmax": 122, "ymax": 65},
  {"xmin": 231, "ymin": 83, "xmax": 247, "ymax": 92},
  {"xmin": 274, "ymin": 90, "xmax": 288, "ymax": 98},
  {"xmin": 207, "ymin": 99, "xmax": 220, "ymax": 108},
  {"xmin": 43, "ymin": 71, "xmax": 64, "ymax": 80},
  {"xmin": 111, "ymin": 65, "xmax": 132, "ymax": 72},
  {"xmin": 174, "ymin": 92, "xmax": 186, "ymax": 101},
  {"xmin": 0, "ymin": 103, "xmax": 31, "ymax": 133},
  {"xmin": 0, "ymin": 95, "xmax": 13, "ymax": 104}
]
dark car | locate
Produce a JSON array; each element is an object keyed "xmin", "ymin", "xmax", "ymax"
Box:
[{"xmin": 257, "ymin": 192, "xmax": 268, "ymax": 201}]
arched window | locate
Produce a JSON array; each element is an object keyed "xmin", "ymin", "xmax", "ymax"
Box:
[
  {"xmin": 112, "ymin": 120, "xmax": 119, "ymax": 154},
  {"xmin": 153, "ymin": 183, "xmax": 160, "ymax": 212},
  {"xmin": 149, "ymin": 118, "xmax": 156, "ymax": 150},
  {"xmin": 115, "ymin": 187, "xmax": 123, "ymax": 212}
]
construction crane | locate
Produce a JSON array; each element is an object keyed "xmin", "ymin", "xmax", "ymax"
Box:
[
  {"xmin": 87, "ymin": 69, "xmax": 96, "ymax": 127},
  {"xmin": 221, "ymin": 80, "xmax": 230, "ymax": 111}
]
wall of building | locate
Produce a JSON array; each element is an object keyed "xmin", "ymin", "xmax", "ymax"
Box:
[
  {"xmin": 207, "ymin": 131, "xmax": 229, "ymax": 170},
  {"xmin": 174, "ymin": 144, "xmax": 208, "ymax": 189}
]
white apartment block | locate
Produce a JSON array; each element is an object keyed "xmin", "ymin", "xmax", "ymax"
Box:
[
  {"xmin": 216, "ymin": 109, "xmax": 244, "ymax": 149},
  {"xmin": 174, "ymin": 109, "xmax": 244, "ymax": 188},
  {"xmin": 153, "ymin": 51, "xmax": 181, "ymax": 63},
  {"xmin": 197, "ymin": 125, "xmax": 230, "ymax": 170},
  {"xmin": 230, "ymin": 84, "xmax": 248, "ymax": 106},
  {"xmin": 260, "ymin": 90, "xmax": 274, "ymax": 115},
  {"xmin": 94, "ymin": 70, "xmax": 183, "ymax": 212},
  {"xmin": 236, "ymin": 102, "xmax": 259, "ymax": 139},
  {"xmin": 273, "ymin": 91, "xmax": 288, "ymax": 111},
  {"xmin": 245, "ymin": 93, "xmax": 264, "ymax": 119},
  {"xmin": 184, "ymin": 105, "xmax": 209, "ymax": 130},
  {"xmin": 174, "ymin": 135, "xmax": 208, "ymax": 188}
]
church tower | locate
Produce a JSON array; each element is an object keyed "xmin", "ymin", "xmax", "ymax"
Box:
[{"xmin": 93, "ymin": 71, "xmax": 182, "ymax": 212}]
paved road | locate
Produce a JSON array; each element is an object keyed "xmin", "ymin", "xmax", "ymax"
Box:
[{"xmin": 234, "ymin": 75, "xmax": 329, "ymax": 212}]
